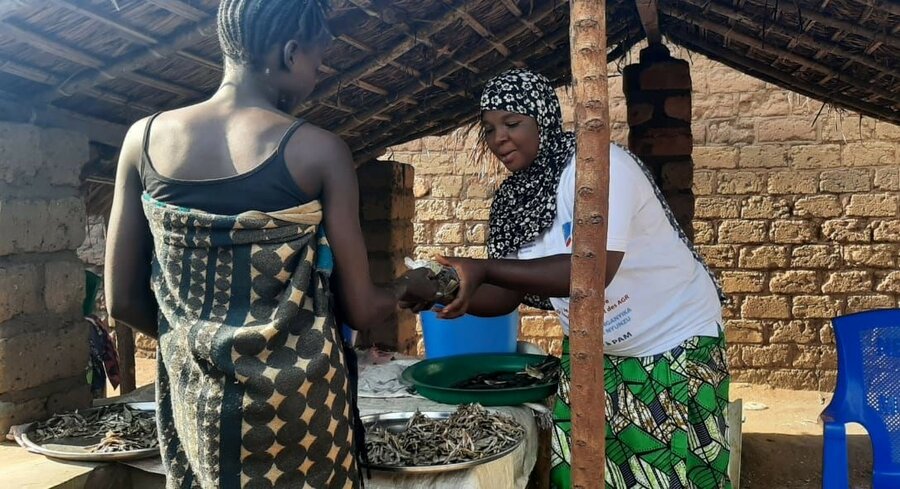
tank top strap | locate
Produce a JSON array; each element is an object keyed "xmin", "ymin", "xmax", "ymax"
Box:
[
  {"xmin": 276, "ymin": 118, "xmax": 307, "ymax": 156},
  {"xmin": 140, "ymin": 112, "xmax": 163, "ymax": 184}
]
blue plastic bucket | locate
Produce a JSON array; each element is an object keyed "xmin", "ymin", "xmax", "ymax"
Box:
[{"xmin": 420, "ymin": 310, "xmax": 519, "ymax": 359}]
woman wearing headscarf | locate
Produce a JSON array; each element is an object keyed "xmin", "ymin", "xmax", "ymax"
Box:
[{"xmin": 428, "ymin": 69, "xmax": 732, "ymax": 489}]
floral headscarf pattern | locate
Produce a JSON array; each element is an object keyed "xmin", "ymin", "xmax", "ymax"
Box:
[{"xmin": 481, "ymin": 69, "xmax": 576, "ymax": 260}]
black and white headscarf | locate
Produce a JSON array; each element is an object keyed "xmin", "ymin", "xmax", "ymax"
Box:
[{"xmin": 482, "ymin": 69, "xmax": 575, "ymax": 260}]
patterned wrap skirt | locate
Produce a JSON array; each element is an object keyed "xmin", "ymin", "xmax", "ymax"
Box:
[
  {"xmin": 550, "ymin": 332, "xmax": 732, "ymax": 489},
  {"xmin": 142, "ymin": 194, "xmax": 359, "ymax": 489}
]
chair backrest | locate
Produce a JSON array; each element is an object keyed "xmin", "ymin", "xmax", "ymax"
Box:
[{"xmin": 832, "ymin": 308, "xmax": 900, "ymax": 473}]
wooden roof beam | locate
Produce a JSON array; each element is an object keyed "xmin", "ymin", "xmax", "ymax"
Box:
[
  {"xmin": 333, "ymin": 0, "xmax": 569, "ymax": 136},
  {"xmin": 0, "ymin": 2, "xmax": 27, "ymax": 22},
  {"xmin": 45, "ymin": 0, "xmax": 221, "ymax": 73},
  {"xmin": 0, "ymin": 91, "xmax": 127, "ymax": 147},
  {"xmin": 661, "ymin": 5, "xmax": 900, "ymax": 104},
  {"xmin": 666, "ymin": 25, "xmax": 899, "ymax": 124},
  {"xmin": 739, "ymin": 0, "xmax": 900, "ymax": 50},
  {"xmin": 497, "ymin": 0, "xmax": 557, "ymax": 51},
  {"xmin": 0, "ymin": 56, "xmax": 159, "ymax": 115},
  {"xmin": 438, "ymin": 0, "xmax": 522, "ymax": 66},
  {"xmin": 143, "ymin": 0, "xmax": 206, "ymax": 22},
  {"xmin": 1, "ymin": 20, "xmax": 204, "ymax": 101},
  {"xmin": 295, "ymin": 4, "xmax": 469, "ymax": 113},
  {"xmin": 680, "ymin": 0, "xmax": 899, "ymax": 80},
  {"xmin": 634, "ymin": 0, "xmax": 662, "ymax": 44},
  {"xmin": 335, "ymin": 34, "xmax": 426, "ymax": 93},
  {"xmin": 345, "ymin": 0, "xmax": 481, "ymax": 76},
  {"xmin": 31, "ymin": 16, "xmax": 218, "ymax": 104},
  {"xmin": 350, "ymin": 25, "xmax": 570, "ymax": 155}
]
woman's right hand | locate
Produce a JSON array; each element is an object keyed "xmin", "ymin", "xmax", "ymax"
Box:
[{"xmin": 434, "ymin": 256, "xmax": 488, "ymax": 319}]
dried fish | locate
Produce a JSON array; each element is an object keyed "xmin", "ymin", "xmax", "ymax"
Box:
[
  {"xmin": 451, "ymin": 355, "xmax": 560, "ymax": 390},
  {"xmin": 365, "ymin": 404, "xmax": 524, "ymax": 467},
  {"xmin": 30, "ymin": 404, "xmax": 158, "ymax": 453},
  {"xmin": 403, "ymin": 257, "xmax": 460, "ymax": 302}
]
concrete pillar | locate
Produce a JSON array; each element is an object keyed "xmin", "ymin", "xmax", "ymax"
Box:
[
  {"xmin": 0, "ymin": 122, "xmax": 91, "ymax": 433},
  {"xmin": 623, "ymin": 44, "xmax": 695, "ymax": 239},
  {"xmin": 357, "ymin": 160, "xmax": 417, "ymax": 354}
]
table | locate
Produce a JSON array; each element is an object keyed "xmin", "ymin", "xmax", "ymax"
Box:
[{"xmin": 7, "ymin": 360, "xmax": 544, "ymax": 489}]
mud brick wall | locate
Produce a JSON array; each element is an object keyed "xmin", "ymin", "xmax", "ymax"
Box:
[
  {"xmin": 0, "ymin": 122, "xmax": 91, "ymax": 433},
  {"xmin": 392, "ymin": 49, "xmax": 900, "ymax": 391},
  {"xmin": 356, "ymin": 160, "xmax": 418, "ymax": 354}
]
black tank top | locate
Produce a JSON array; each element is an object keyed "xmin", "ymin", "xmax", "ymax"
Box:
[{"xmin": 140, "ymin": 113, "xmax": 312, "ymax": 215}]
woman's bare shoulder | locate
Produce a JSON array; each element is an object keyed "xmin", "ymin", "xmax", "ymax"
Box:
[{"xmin": 285, "ymin": 122, "xmax": 354, "ymax": 170}]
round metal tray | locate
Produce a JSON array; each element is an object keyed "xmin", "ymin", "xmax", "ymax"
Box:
[
  {"xmin": 12, "ymin": 403, "xmax": 160, "ymax": 462},
  {"xmin": 361, "ymin": 411, "xmax": 524, "ymax": 474}
]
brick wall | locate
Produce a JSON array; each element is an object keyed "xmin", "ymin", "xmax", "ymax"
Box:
[
  {"xmin": 0, "ymin": 122, "xmax": 92, "ymax": 432},
  {"xmin": 391, "ymin": 49, "xmax": 900, "ymax": 390}
]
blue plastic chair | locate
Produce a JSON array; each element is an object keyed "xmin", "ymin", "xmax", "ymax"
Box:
[{"xmin": 821, "ymin": 308, "xmax": 900, "ymax": 488}]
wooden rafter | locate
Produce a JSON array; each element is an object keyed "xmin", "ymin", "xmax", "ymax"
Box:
[
  {"xmin": 144, "ymin": 0, "xmax": 206, "ymax": 22},
  {"xmin": 662, "ymin": 5, "xmax": 900, "ymax": 105},
  {"xmin": 669, "ymin": 25, "xmax": 900, "ymax": 124},
  {"xmin": 634, "ymin": 0, "xmax": 661, "ymax": 44},
  {"xmin": 2, "ymin": 20, "xmax": 206, "ymax": 101},
  {"xmin": 335, "ymin": 0, "xmax": 569, "ymax": 136},
  {"xmin": 438, "ymin": 0, "xmax": 521, "ymax": 65},
  {"xmin": 351, "ymin": 24, "xmax": 570, "ymax": 156},
  {"xmin": 0, "ymin": 56, "xmax": 159, "ymax": 115},
  {"xmin": 345, "ymin": 0, "xmax": 482, "ymax": 77},
  {"xmin": 30, "ymin": 16, "xmax": 218, "ymax": 104},
  {"xmin": 739, "ymin": 0, "xmax": 900, "ymax": 51},
  {"xmin": 45, "ymin": 0, "xmax": 222, "ymax": 74},
  {"xmin": 295, "ymin": 1, "xmax": 477, "ymax": 115},
  {"xmin": 681, "ymin": 0, "xmax": 899, "ymax": 80},
  {"xmin": 0, "ymin": 91, "xmax": 127, "ymax": 146}
]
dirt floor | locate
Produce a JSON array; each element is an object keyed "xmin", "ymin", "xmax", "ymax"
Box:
[{"xmin": 117, "ymin": 358, "xmax": 873, "ymax": 489}]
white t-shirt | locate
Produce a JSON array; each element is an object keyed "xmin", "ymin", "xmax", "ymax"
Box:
[{"xmin": 514, "ymin": 145, "xmax": 722, "ymax": 357}]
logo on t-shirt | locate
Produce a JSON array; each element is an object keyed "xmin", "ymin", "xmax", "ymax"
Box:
[{"xmin": 562, "ymin": 222, "xmax": 573, "ymax": 248}]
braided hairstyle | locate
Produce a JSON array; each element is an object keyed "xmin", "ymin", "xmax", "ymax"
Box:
[{"xmin": 217, "ymin": 0, "xmax": 332, "ymax": 69}]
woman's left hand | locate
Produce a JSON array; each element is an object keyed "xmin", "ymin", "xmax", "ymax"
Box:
[{"xmin": 435, "ymin": 256, "xmax": 487, "ymax": 319}]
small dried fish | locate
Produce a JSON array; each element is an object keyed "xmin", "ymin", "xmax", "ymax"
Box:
[
  {"xmin": 365, "ymin": 404, "xmax": 524, "ymax": 467},
  {"xmin": 403, "ymin": 257, "xmax": 460, "ymax": 302},
  {"xmin": 451, "ymin": 355, "xmax": 560, "ymax": 390},
  {"xmin": 30, "ymin": 404, "xmax": 158, "ymax": 453}
]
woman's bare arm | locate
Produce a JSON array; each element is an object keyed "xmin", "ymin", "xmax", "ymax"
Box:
[
  {"xmin": 105, "ymin": 119, "xmax": 160, "ymax": 337},
  {"xmin": 293, "ymin": 129, "xmax": 397, "ymax": 330}
]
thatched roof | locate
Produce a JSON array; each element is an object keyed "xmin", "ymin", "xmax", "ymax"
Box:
[{"xmin": 0, "ymin": 0, "xmax": 896, "ymax": 157}]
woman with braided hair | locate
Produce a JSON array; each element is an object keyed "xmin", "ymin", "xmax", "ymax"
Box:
[
  {"xmin": 410, "ymin": 69, "xmax": 732, "ymax": 489},
  {"xmin": 105, "ymin": 1, "xmax": 428, "ymax": 487}
]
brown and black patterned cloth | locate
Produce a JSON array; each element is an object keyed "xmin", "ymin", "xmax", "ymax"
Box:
[{"xmin": 143, "ymin": 193, "xmax": 359, "ymax": 489}]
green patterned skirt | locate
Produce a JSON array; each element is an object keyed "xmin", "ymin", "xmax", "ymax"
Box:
[{"xmin": 550, "ymin": 333, "xmax": 731, "ymax": 489}]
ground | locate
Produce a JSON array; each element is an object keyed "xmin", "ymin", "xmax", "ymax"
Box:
[{"xmin": 117, "ymin": 358, "xmax": 873, "ymax": 489}]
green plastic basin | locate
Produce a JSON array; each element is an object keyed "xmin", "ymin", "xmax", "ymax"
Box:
[{"xmin": 401, "ymin": 353, "xmax": 559, "ymax": 406}]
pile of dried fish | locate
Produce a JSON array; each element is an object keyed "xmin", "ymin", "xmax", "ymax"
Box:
[
  {"xmin": 451, "ymin": 355, "xmax": 560, "ymax": 390},
  {"xmin": 30, "ymin": 404, "xmax": 158, "ymax": 453},
  {"xmin": 366, "ymin": 404, "xmax": 524, "ymax": 467}
]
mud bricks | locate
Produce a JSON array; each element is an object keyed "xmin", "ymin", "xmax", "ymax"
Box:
[
  {"xmin": 0, "ymin": 122, "xmax": 91, "ymax": 433},
  {"xmin": 623, "ymin": 44, "xmax": 695, "ymax": 239},
  {"xmin": 357, "ymin": 160, "xmax": 417, "ymax": 354}
]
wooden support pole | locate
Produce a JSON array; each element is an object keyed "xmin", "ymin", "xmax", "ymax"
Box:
[
  {"xmin": 568, "ymin": 1, "xmax": 609, "ymax": 488},
  {"xmin": 635, "ymin": 0, "xmax": 661, "ymax": 45}
]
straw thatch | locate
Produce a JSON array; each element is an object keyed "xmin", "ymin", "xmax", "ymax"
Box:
[{"xmin": 0, "ymin": 0, "xmax": 896, "ymax": 160}]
